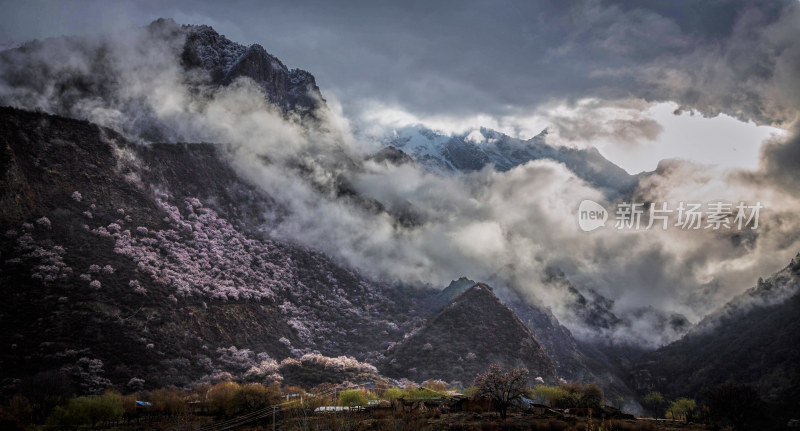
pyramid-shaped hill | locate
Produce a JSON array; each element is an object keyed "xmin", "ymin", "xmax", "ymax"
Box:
[{"xmin": 380, "ymin": 283, "xmax": 559, "ymax": 386}]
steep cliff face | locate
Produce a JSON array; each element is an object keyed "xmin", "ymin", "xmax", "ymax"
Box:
[
  {"xmin": 380, "ymin": 283, "xmax": 559, "ymax": 386},
  {"xmin": 178, "ymin": 20, "xmax": 324, "ymax": 114}
]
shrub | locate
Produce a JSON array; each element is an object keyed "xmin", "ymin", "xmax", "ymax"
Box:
[
  {"xmin": 121, "ymin": 393, "xmax": 138, "ymax": 415},
  {"xmin": 207, "ymin": 381, "xmax": 241, "ymax": 416},
  {"xmin": 666, "ymin": 398, "xmax": 696, "ymax": 423},
  {"xmin": 148, "ymin": 387, "xmax": 187, "ymax": 416},
  {"xmin": 338, "ymin": 389, "xmax": 368, "ymax": 407},
  {"xmin": 643, "ymin": 391, "xmax": 666, "ymax": 418},
  {"xmin": 532, "ymin": 385, "xmax": 571, "ymax": 407},
  {"xmin": 421, "ymin": 379, "xmax": 448, "ymax": 392},
  {"xmin": 45, "ymin": 392, "xmax": 123, "ymax": 428},
  {"xmin": 236, "ymin": 383, "xmax": 280, "ymax": 412}
]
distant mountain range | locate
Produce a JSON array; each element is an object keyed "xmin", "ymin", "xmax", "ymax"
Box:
[{"xmin": 373, "ymin": 125, "xmax": 642, "ymax": 198}]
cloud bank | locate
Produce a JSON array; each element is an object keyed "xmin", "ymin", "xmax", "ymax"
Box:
[{"xmin": 2, "ymin": 6, "xmax": 800, "ymax": 348}]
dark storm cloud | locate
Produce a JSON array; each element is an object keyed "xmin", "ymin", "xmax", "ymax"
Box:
[{"xmin": 0, "ymin": 0, "xmax": 794, "ymax": 121}]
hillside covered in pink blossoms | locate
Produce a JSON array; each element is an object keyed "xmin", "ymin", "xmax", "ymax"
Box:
[{"xmin": 0, "ymin": 107, "xmax": 425, "ymax": 392}]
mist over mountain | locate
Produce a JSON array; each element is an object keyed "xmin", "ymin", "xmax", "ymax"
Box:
[
  {"xmin": 631, "ymin": 254, "xmax": 800, "ymax": 421},
  {"xmin": 0, "ymin": 107, "xmax": 426, "ymax": 391},
  {"xmin": 1, "ymin": 13, "xmax": 799, "ymax": 425},
  {"xmin": 373, "ymin": 125, "xmax": 641, "ymax": 198},
  {"xmin": 3, "ymin": 16, "xmax": 799, "ymax": 350}
]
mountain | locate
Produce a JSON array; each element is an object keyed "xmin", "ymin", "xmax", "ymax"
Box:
[
  {"xmin": 428, "ymin": 276, "xmax": 476, "ymax": 311},
  {"xmin": 380, "ymin": 283, "xmax": 559, "ymax": 386},
  {"xmin": 176, "ymin": 18, "xmax": 324, "ymax": 115},
  {"xmin": 0, "ymin": 107, "xmax": 585, "ymax": 398},
  {"xmin": 420, "ymin": 277, "xmax": 640, "ymax": 410},
  {"xmin": 0, "ymin": 18, "xmax": 325, "ymax": 143},
  {"xmin": 503, "ymin": 294, "xmax": 643, "ymax": 406},
  {"xmin": 378, "ymin": 125, "xmax": 641, "ymax": 197},
  {"xmin": 0, "ymin": 107, "xmax": 425, "ymax": 392},
  {"xmin": 6, "ymin": 18, "xmax": 796, "ymax": 420},
  {"xmin": 630, "ymin": 255, "xmax": 800, "ymax": 414},
  {"xmin": 0, "ymin": 21, "xmax": 582, "ymax": 396},
  {"xmin": 541, "ymin": 267, "xmax": 690, "ymax": 347}
]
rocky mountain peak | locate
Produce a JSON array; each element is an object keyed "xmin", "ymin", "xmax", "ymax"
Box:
[
  {"xmin": 380, "ymin": 280, "xmax": 558, "ymax": 386},
  {"xmin": 176, "ymin": 19, "xmax": 325, "ymax": 115}
]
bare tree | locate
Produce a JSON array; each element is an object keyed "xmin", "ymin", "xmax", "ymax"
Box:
[{"xmin": 473, "ymin": 364, "xmax": 529, "ymax": 418}]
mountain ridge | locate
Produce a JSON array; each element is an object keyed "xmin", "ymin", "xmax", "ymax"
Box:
[
  {"xmin": 629, "ymin": 253, "xmax": 800, "ymax": 418},
  {"xmin": 1, "ymin": 18, "xmax": 797, "ymax": 422},
  {"xmin": 376, "ymin": 125, "xmax": 642, "ymax": 197},
  {"xmin": 380, "ymin": 282, "xmax": 559, "ymax": 386}
]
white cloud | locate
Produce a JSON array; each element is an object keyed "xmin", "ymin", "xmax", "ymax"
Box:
[
  {"xmin": 464, "ymin": 129, "xmax": 485, "ymax": 144},
  {"xmin": 4, "ymin": 22, "xmax": 800, "ymax": 349}
]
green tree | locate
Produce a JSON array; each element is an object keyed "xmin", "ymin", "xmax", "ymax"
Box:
[
  {"xmin": 667, "ymin": 398, "xmax": 696, "ymax": 423},
  {"xmin": 236, "ymin": 383, "xmax": 280, "ymax": 412},
  {"xmin": 463, "ymin": 385, "xmax": 478, "ymax": 399},
  {"xmin": 45, "ymin": 392, "xmax": 123, "ymax": 428},
  {"xmin": 206, "ymin": 381, "xmax": 240, "ymax": 416},
  {"xmin": 149, "ymin": 387, "xmax": 188, "ymax": 416},
  {"xmin": 643, "ymin": 391, "xmax": 666, "ymax": 418},
  {"xmin": 338, "ymin": 389, "xmax": 368, "ymax": 407},
  {"xmin": 384, "ymin": 387, "xmax": 404, "ymax": 407},
  {"xmin": 579, "ymin": 383, "xmax": 604, "ymax": 411},
  {"xmin": 532, "ymin": 385, "xmax": 570, "ymax": 407}
]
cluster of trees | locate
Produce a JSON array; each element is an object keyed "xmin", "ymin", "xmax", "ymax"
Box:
[
  {"xmin": 5, "ymin": 191, "xmax": 417, "ymax": 398},
  {"xmin": 337, "ymin": 389, "xmax": 370, "ymax": 407},
  {"xmin": 335, "ymin": 378, "xmax": 471, "ymax": 409},
  {"xmin": 14, "ymin": 381, "xmax": 295, "ymax": 429},
  {"xmin": 531, "ymin": 381, "xmax": 605, "ymax": 412},
  {"xmin": 108, "ymin": 196, "xmax": 288, "ymax": 301},
  {"xmin": 6, "ymin": 377, "xmax": 457, "ymax": 428},
  {"xmin": 641, "ymin": 391, "xmax": 695, "ymax": 421},
  {"xmin": 45, "ymin": 392, "xmax": 126, "ymax": 429},
  {"xmin": 2, "ymin": 359, "xmax": 774, "ymax": 430},
  {"xmin": 642, "ymin": 383, "xmax": 768, "ymax": 429},
  {"xmin": 5, "ymin": 222, "xmax": 73, "ymax": 284}
]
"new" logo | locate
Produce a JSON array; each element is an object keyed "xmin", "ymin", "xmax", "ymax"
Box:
[{"xmin": 578, "ymin": 200, "xmax": 608, "ymax": 232}]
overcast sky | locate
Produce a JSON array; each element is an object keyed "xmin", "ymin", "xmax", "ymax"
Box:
[{"xmin": 1, "ymin": 0, "xmax": 799, "ymax": 173}]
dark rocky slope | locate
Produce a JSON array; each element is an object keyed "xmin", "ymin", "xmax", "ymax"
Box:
[
  {"xmin": 0, "ymin": 107, "xmax": 423, "ymax": 392},
  {"xmin": 429, "ymin": 277, "xmax": 640, "ymax": 408},
  {"xmin": 630, "ymin": 255, "xmax": 800, "ymax": 417},
  {"xmin": 380, "ymin": 283, "xmax": 559, "ymax": 386}
]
